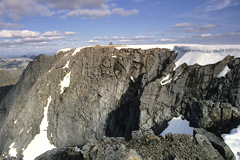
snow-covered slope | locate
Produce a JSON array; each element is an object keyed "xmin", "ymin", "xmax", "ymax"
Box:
[
  {"xmin": 221, "ymin": 125, "xmax": 240, "ymax": 160},
  {"xmin": 116, "ymin": 44, "xmax": 240, "ymax": 70}
]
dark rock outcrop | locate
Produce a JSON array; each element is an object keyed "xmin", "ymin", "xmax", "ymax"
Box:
[
  {"xmin": 0, "ymin": 46, "xmax": 239, "ymax": 159},
  {"xmin": 35, "ymin": 148, "xmax": 83, "ymax": 160},
  {"xmin": 194, "ymin": 128, "xmax": 235, "ymax": 160},
  {"xmin": 184, "ymin": 99, "xmax": 240, "ymax": 135}
]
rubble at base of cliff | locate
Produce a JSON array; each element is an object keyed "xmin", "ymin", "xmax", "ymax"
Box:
[{"xmin": 35, "ymin": 129, "xmax": 234, "ymax": 160}]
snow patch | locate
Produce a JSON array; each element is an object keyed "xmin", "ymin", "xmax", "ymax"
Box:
[
  {"xmin": 27, "ymin": 127, "xmax": 32, "ymax": 133},
  {"xmin": 19, "ymin": 128, "xmax": 24, "ymax": 135},
  {"xmin": 72, "ymin": 47, "xmax": 82, "ymax": 56},
  {"xmin": 160, "ymin": 115, "xmax": 194, "ymax": 137},
  {"xmin": 74, "ymin": 147, "xmax": 83, "ymax": 153},
  {"xmin": 60, "ymin": 72, "xmax": 71, "ymax": 94},
  {"xmin": 23, "ymin": 96, "xmax": 56, "ymax": 160},
  {"xmin": 221, "ymin": 125, "xmax": 240, "ymax": 160},
  {"xmin": 130, "ymin": 76, "xmax": 135, "ymax": 83},
  {"xmin": 56, "ymin": 48, "xmax": 72, "ymax": 55},
  {"xmin": 217, "ymin": 65, "xmax": 231, "ymax": 78},
  {"xmin": 63, "ymin": 61, "xmax": 70, "ymax": 69},
  {"xmin": 160, "ymin": 74, "xmax": 172, "ymax": 85},
  {"xmin": 173, "ymin": 72, "xmax": 182, "ymax": 81},
  {"xmin": 14, "ymin": 119, "xmax": 17, "ymax": 124},
  {"xmin": 9, "ymin": 142, "xmax": 17, "ymax": 157}
]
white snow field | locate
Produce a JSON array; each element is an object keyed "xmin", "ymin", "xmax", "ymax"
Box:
[
  {"xmin": 23, "ymin": 96, "xmax": 56, "ymax": 160},
  {"xmin": 117, "ymin": 44, "xmax": 240, "ymax": 69},
  {"xmin": 160, "ymin": 115, "xmax": 194, "ymax": 137},
  {"xmin": 222, "ymin": 125, "xmax": 240, "ymax": 160}
]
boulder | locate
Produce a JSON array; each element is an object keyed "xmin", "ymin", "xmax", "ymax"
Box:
[{"xmin": 194, "ymin": 128, "xmax": 235, "ymax": 160}]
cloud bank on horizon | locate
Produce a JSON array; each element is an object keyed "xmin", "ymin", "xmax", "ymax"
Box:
[{"xmin": 0, "ymin": 0, "xmax": 239, "ymax": 56}]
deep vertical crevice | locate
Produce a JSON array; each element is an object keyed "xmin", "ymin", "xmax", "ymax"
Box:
[{"xmin": 105, "ymin": 76, "xmax": 142, "ymax": 140}]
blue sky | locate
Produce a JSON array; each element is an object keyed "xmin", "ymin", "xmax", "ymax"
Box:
[{"xmin": 0, "ymin": 0, "xmax": 239, "ymax": 56}]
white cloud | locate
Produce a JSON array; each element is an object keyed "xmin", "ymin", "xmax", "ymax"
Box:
[
  {"xmin": 93, "ymin": 36, "xmax": 155, "ymax": 40},
  {"xmin": 0, "ymin": 29, "xmax": 66, "ymax": 47},
  {"xmin": 38, "ymin": 0, "xmax": 109, "ymax": 10},
  {"xmin": 174, "ymin": 23, "xmax": 218, "ymax": 33},
  {"xmin": 0, "ymin": 0, "xmax": 138, "ymax": 20},
  {"xmin": 159, "ymin": 39, "xmax": 175, "ymax": 42},
  {"xmin": 133, "ymin": 0, "xmax": 145, "ymax": 2},
  {"xmin": 65, "ymin": 9, "xmax": 111, "ymax": 18},
  {"xmin": 119, "ymin": 40, "xmax": 132, "ymax": 42},
  {"xmin": 0, "ymin": 0, "xmax": 54, "ymax": 20},
  {"xmin": 42, "ymin": 31, "xmax": 61, "ymax": 37},
  {"xmin": 196, "ymin": 0, "xmax": 232, "ymax": 13},
  {"xmin": 204, "ymin": 0, "xmax": 231, "ymax": 11},
  {"xmin": 179, "ymin": 31, "xmax": 240, "ymax": 40},
  {"xmin": 112, "ymin": 8, "xmax": 139, "ymax": 17},
  {"xmin": 185, "ymin": 24, "xmax": 218, "ymax": 33},
  {"xmin": 0, "ymin": 30, "xmax": 40, "ymax": 38},
  {"xmin": 174, "ymin": 23, "xmax": 197, "ymax": 28},
  {"xmin": 64, "ymin": 31, "xmax": 77, "ymax": 36},
  {"xmin": 0, "ymin": 19, "xmax": 23, "ymax": 29},
  {"xmin": 88, "ymin": 40, "xmax": 99, "ymax": 44},
  {"xmin": 200, "ymin": 34, "xmax": 213, "ymax": 38}
]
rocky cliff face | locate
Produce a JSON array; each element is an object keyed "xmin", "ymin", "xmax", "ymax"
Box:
[{"xmin": 0, "ymin": 46, "xmax": 239, "ymax": 160}]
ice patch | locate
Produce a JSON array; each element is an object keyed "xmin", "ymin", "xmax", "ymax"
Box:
[
  {"xmin": 23, "ymin": 96, "xmax": 55, "ymax": 160},
  {"xmin": 160, "ymin": 74, "xmax": 172, "ymax": 85},
  {"xmin": 63, "ymin": 61, "xmax": 70, "ymax": 69},
  {"xmin": 9, "ymin": 142, "xmax": 17, "ymax": 157},
  {"xmin": 221, "ymin": 125, "xmax": 240, "ymax": 160},
  {"xmin": 217, "ymin": 65, "xmax": 231, "ymax": 78},
  {"xmin": 160, "ymin": 115, "xmax": 194, "ymax": 137},
  {"xmin": 60, "ymin": 72, "xmax": 71, "ymax": 94}
]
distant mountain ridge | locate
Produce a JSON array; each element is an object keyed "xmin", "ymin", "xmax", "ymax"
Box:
[{"xmin": 0, "ymin": 55, "xmax": 36, "ymax": 70}]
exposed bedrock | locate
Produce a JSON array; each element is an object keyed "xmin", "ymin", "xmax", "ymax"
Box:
[{"xmin": 0, "ymin": 46, "xmax": 239, "ymax": 159}]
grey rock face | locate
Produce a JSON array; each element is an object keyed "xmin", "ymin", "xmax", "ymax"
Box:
[
  {"xmin": 35, "ymin": 148, "xmax": 83, "ymax": 160},
  {"xmin": 194, "ymin": 128, "xmax": 235, "ymax": 160},
  {"xmin": 195, "ymin": 134, "xmax": 224, "ymax": 160},
  {"xmin": 0, "ymin": 46, "xmax": 239, "ymax": 159},
  {"xmin": 184, "ymin": 99, "xmax": 240, "ymax": 135}
]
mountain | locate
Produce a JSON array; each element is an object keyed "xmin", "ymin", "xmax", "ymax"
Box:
[
  {"xmin": 0, "ymin": 55, "xmax": 36, "ymax": 87},
  {"xmin": 0, "ymin": 45, "xmax": 240, "ymax": 160}
]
